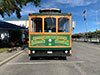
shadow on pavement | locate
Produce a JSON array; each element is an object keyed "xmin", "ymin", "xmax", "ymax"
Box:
[{"xmin": 30, "ymin": 57, "xmax": 67, "ymax": 60}]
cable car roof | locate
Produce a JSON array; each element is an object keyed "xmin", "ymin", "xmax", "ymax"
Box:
[
  {"xmin": 29, "ymin": 13, "xmax": 72, "ymax": 16},
  {"xmin": 39, "ymin": 8, "xmax": 61, "ymax": 13},
  {"xmin": 29, "ymin": 8, "xmax": 72, "ymax": 16}
]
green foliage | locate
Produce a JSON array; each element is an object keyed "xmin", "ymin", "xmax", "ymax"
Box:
[
  {"xmin": 0, "ymin": 0, "xmax": 41, "ymax": 18},
  {"xmin": 72, "ymin": 30, "xmax": 100, "ymax": 38},
  {"xmin": 0, "ymin": 48, "xmax": 9, "ymax": 53}
]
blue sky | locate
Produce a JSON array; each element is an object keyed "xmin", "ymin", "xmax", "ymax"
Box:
[{"xmin": 0, "ymin": 0, "xmax": 100, "ymax": 33}]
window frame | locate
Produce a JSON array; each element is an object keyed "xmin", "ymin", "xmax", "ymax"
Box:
[
  {"xmin": 29, "ymin": 17, "xmax": 43, "ymax": 33},
  {"xmin": 44, "ymin": 17, "xmax": 56, "ymax": 33},
  {"xmin": 29, "ymin": 15, "xmax": 71, "ymax": 34},
  {"xmin": 58, "ymin": 17, "xmax": 70, "ymax": 33}
]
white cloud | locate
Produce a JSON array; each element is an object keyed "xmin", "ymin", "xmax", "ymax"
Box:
[
  {"xmin": 88, "ymin": 9, "xmax": 100, "ymax": 17},
  {"xmin": 24, "ymin": 10, "xmax": 38, "ymax": 13},
  {"xmin": 56, "ymin": 0, "xmax": 99, "ymax": 7},
  {"xmin": 41, "ymin": 1, "xmax": 58, "ymax": 8},
  {"xmin": 0, "ymin": 16, "xmax": 3, "ymax": 20},
  {"xmin": 21, "ymin": 3, "xmax": 40, "ymax": 15}
]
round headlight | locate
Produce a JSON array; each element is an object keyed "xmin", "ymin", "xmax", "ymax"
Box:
[{"xmin": 32, "ymin": 51, "xmax": 35, "ymax": 54}]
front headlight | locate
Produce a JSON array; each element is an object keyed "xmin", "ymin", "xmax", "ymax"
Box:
[{"xmin": 32, "ymin": 51, "xmax": 35, "ymax": 54}]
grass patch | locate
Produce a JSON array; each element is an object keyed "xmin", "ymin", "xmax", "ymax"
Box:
[{"xmin": 0, "ymin": 48, "xmax": 9, "ymax": 53}]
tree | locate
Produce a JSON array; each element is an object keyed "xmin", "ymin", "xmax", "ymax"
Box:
[{"xmin": 0, "ymin": 0, "xmax": 41, "ymax": 18}]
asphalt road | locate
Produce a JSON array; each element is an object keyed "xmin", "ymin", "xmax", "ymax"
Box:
[{"xmin": 0, "ymin": 42, "xmax": 100, "ymax": 75}]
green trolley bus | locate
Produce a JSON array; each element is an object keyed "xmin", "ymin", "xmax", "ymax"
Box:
[{"xmin": 28, "ymin": 8, "xmax": 73, "ymax": 59}]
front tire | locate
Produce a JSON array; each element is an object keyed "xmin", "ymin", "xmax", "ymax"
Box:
[
  {"xmin": 67, "ymin": 50, "xmax": 72, "ymax": 56},
  {"xmin": 29, "ymin": 56, "xmax": 33, "ymax": 60}
]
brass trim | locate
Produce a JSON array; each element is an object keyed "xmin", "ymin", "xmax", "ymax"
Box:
[
  {"xmin": 29, "ymin": 32, "xmax": 70, "ymax": 35},
  {"xmin": 29, "ymin": 46, "xmax": 71, "ymax": 48}
]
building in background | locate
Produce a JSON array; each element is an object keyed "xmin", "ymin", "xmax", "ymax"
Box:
[
  {"xmin": 0, "ymin": 20, "xmax": 26, "ymax": 47},
  {"xmin": 5, "ymin": 20, "xmax": 29, "ymax": 28},
  {"xmin": 4, "ymin": 15, "xmax": 29, "ymax": 28}
]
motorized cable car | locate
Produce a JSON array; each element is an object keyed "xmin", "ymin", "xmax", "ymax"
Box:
[{"xmin": 28, "ymin": 8, "xmax": 73, "ymax": 59}]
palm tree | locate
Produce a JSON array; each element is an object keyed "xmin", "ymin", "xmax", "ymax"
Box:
[{"xmin": 0, "ymin": 0, "xmax": 41, "ymax": 18}]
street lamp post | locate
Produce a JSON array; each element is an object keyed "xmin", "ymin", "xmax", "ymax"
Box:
[
  {"xmin": 96, "ymin": 11, "xmax": 98, "ymax": 30},
  {"xmin": 96, "ymin": 11, "xmax": 98, "ymax": 42},
  {"xmin": 83, "ymin": 9, "xmax": 88, "ymax": 42}
]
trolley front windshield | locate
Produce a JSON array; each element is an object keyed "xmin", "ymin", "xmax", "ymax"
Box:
[{"xmin": 30, "ymin": 17, "xmax": 70, "ymax": 33}]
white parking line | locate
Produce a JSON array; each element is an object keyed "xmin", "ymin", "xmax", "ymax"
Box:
[{"xmin": 0, "ymin": 51, "xmax": 23, "ymax": 66}]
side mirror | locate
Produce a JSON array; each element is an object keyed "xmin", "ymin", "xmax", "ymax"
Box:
[{"xmin": 72, "ymin": 21, "xmax": 75, "ymax": 30}]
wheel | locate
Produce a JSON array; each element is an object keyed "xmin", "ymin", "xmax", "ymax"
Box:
[
  {"xmin": 62, "ymin": 56, "xmax": 67, "ymax": 60},
  {"xmin": 30, "ymin": 56, "xmax": 38, "ymax": 60},
  {"xmin": 29, "ymin": 56, "xmax": 33, "ymax": 60},
  {"xmin": 67, "ymin": 53, "xmax": 72, "ymax": 56},
  {"xmin": 67, "ymin": 50, "xmax": 72, "ymax": 56},
  {"xmin": 59, "ymin": 56, "xmax": 67, "ymax": 60}
]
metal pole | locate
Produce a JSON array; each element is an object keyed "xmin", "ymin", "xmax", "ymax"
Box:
[
  {"xmin": 95, "ymin": 9, "xmax": 100, "ymax": 43},
  {"xmin": 96, "ymin": 11, "xmax": 98, "ymax": 30},
  {"xmin": 85, "ymin": 19, "xmax": 88, "ymax": 42},
  {"xmin": 83, "ymin": 9, "xmax": 88, "ymax": 42},
  {"xmin": 95, "ymin": 11, "xmax": 100, "ymax": 42}
]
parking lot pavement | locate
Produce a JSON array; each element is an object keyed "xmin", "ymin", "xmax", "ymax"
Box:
[
  {"xmin": 0, "ymin": 47, "xmax": 22, "ymax": 62},
  {"xmin": 0, "ymin": 42, "xmax": 100, "ymax": 75}
]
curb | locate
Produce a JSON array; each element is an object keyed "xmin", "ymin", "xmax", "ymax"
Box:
[{"xmin": 0, "ymin": 51, "xmax": 23, "ymax": 66}]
